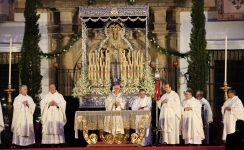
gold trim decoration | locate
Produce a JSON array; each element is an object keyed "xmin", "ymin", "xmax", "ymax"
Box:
[
  {"xmin": 131, "ymin": 116, "xmax": 147, "ymax": 144},
  {"xmin": 99, "ymin": 130, "xmax": 114, "ymax": 144},
  {"xmin": 82, "ymin": 120, "xmax": 98, "ymax": 144},
  {"xmin": 4, "ymin": 84, "xmax": 15, "ymax": 114},
  {"xmin": 130, "ymin": 133, "xmax": 139, "ymax": 144},
  {"xmin": 99, "ymin": 129, "xmax": 131, "ymax": 144},
  {"xmin": 130, "ymin": 128, "xmax": 145, "ymax": 144},
  {"xmin": 123, "ymin": 130, "xmax": 130, "ymax": 143},
  {"xmin": 220, "ymin": 81, "xmax": 231, "ymax": 100},
  {"xmin": 114, "ymin": 133, "xmax": 124, "ymax": 144},
  {"xmin": 111, "ymin": 8, "xmax": 119, "ymax": 16},
  {"xmin": 74, "ymin": 110, "xmax": 150, "ymax": 145}
]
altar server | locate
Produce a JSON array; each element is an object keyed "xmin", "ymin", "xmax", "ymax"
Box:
[
  {"xmin": 104, "ymin": 84, "xmax": 126, "ymax": 135},
  {"xmin": 132, "ymin": 89, "xmax": 152, "ymax": 146},
  {"xmin": 182, "ymin": 89, "xmax": 205, "ymax": 144},
  {"xmin": 157, "ymin": 83, "xmax": 181, "ymax": 144},
  {"xmin": 222, "ymin": 89, "xmax": 244, "ymax": 141},
  {"xmin": 196, "ymin": 90, "xmax": 213, "ymax": 144},
  {"xmin": 41, "ymin": 83, "xmax": 66, "ymax": 144},
  {"xmin": 12, "ymin": 85, "xmax": 36, "ymax": 146}
]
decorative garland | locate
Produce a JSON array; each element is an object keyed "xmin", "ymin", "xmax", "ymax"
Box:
[
  {"xmin": 72, "ymin": 70, "xmax": 91, "ymax": 97},
  {"xmin": 128, "ymin": 0, "xmax": 135, "ymax": 5},
  {"xmin": 87, "ymin": 0, "xmax": 96, "ymax": 5},
  {"xmin": 148, "ymin": 31, "xmax": 190, "ymax": 58},
  {"xmin": 39, "ymin": 30, "xmax": 82, "ymax": 59},
  {"xmin": 39, "ymin": 30, "xmax": 188, "ymax": 59},
  {"xmin": 140, "ymin": 64, "xmax": 155, "ymax": 96}
]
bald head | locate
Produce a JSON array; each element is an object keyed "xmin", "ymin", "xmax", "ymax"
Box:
[
  {"xmin": 196, "ymin": 90, "xmax": 204, "ymax": 100},
  {"xmin": 20, "ymin": 85, "xmax": 28, "ymax": 95}
]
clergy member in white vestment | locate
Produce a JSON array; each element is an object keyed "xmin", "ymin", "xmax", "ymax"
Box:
[
  {"xmin": 182, "ymin": 89, "xmax": 205, "ymax": 144},
  {"xmin": 222, "ymin": 89, "xmax": 244, "ymax": 141},
  {"xmin": 132, "ymin": 89, "xmax": 152, "ymax": 146},
  {"xmin": 12, "ymin": 85, "xmax": 36, "ymax": 146},
  {"xmin": 41, "ymin": 83, "xmax": 67, "ymax": 144},
  {"xmin": 196, "ymin": 90, "xmax": 213, "ymax": 144},
  {"xmin": 104, "ymin": 84, "xmax": 126, "ymax": 135},
  {"xmin": 157, "ymin": 83, "xmax": 181, "ymax": 144},
  {"xmin": 0, "ymin": 100, "xmax": 4, "ymax": 144}
]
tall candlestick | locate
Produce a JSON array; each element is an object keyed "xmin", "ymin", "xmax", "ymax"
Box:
[
  {"xmin": 9, "ymin": 38, "xmax": 12, "ymax": 85},
  {"xmin": 224, "ymin": 36, "xmax": 227, "ymax": 82}
]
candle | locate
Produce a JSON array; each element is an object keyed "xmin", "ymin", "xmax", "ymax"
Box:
[
  {"xmin": 8, "ymin": 38, "xmax": 12, "ymax": 85},
  {"xmin": 224, "ymin": 36, "xmax": 227, "ymax": 82},
  {"xmin": 156, "ymin": 58, "xmax": 159, "ymax": 69},
  {"xmin": 92, "ymin": 52, "xmax": 95, "ymax": 65},
  {"xmin": 141, "ymin": 52, "xmax": 144, "ymax": 63},
  {"xmin": 137, "ymin": 51, "xmax": 140, "ymax": 64}
]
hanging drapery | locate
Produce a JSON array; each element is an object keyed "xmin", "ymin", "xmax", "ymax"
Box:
[
  {"xmin": 79, "ymin": 5, "xmax": 149, "ymax": 20},
  {"xmin": 80, "ymin": 17, "xmax": 147, "ymax": 22}
]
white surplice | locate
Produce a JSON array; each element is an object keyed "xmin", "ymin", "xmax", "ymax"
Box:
[
  {"xmin": 199, "ymin": 98, "xmax": 213, "ymax": 124},
  {"xmin": 199, "ymin": 97, "xmax": 213, "ymax": 144},
  {"xmin": 222, "ymin": 96, "xmax": 244, "ymax": 141},
  {"xmin": 12, "ymin": 94, "xmax": 36, "ymax": 146},
  {"xmin": 0, "ymin": 102, "xmax": 4, "ymax": 144},
  {"xmin": 104, "ymin": 92, "xmax": 126, "ymax": 135},
  {"xmin": 157, "ymin": 91, "xmax": 181, "ymax": 144},
  {"xmin": 132, "ymin": 96, "xmax": 152, "ymax": 146},
  {"xmin": 41, "ymin": 91, "xmax": 66, "ymax": 144},
  {"xmin": 182, "ymin": 97, "xmax": 205, "ymax": 144}
]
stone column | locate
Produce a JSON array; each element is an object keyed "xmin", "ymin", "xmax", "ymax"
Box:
[
  {"xmin": 47, "ymin": 8, "xmax": 67, "ymax": 84},
  {"xmin": 175, "ymin": 8, "xmax": 183, "ymax": 53},
  {"xmin": 58, "ymin": 8, "xmax": 77, "ymax": 95},
  {"xmin": 172, "ymin": 9, "xmax": 182, "ymax": 91},
  {"xmin": 58, "ymin": 8, "xmax": 77, "ymax": 69},
  {"xmin": 59, "ymin": 8, "xmax": 76, "ymax": 34},
  {"xmin": 152, "ymin": 7, "xmax": 167, "ymax": 48},
  {"xmin": 151, "ymin": 7, "xmax": 168, "ymax": 82}
]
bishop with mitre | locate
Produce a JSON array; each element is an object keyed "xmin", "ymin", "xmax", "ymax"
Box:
[{"xmin": 104, "ymin": 84, "xmax": 126, "ymax": 135}]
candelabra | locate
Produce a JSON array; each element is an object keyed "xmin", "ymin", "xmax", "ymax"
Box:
[
  {"xmin": 4, "ymin": 84, "xmax": 15, "ymax": 148},
  {"xmin": 220, "ymin": 81, "xmax": 231, "ymax": 100},
  {"xmin": 4, "ymin": 84, "xmax": 15, "ymax": 117}
]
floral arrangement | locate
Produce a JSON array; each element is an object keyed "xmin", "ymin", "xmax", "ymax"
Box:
[
  {"xmin": 90, "ymin": 78, "xmax": 111, "ymax": 96},
  {"xmin": 121, "ymin": 77, "xmax": 140, "ymax": 95},
  {"xmin": 72, "ymin": 70, "xmax": 91, "ymax": 97},
  {"xmin": 140, "ymin": 64, "xmax": 155, "ymax": 96}
]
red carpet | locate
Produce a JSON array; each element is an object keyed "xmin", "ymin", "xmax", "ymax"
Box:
[{"xmin": 11, "ymin": 146, "xmax": 224, "ymax": 150}]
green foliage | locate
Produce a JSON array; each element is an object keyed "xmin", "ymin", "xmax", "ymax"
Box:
[
  {"xmin": 187, "ymin": 0, "xmax": 209, "ymax": 95},
  {"xmin": 148, "ymin": 32, "xmax": 190, "ymax": 58},
  {"xmin": 88, "ymin": 0, "xmax": 96, "ymax": 5},
  {"xmin": 19, "ymin": 0, "xmax": 42, "ymax": 121},
  {"xmin": 72, "ymin": 70, "xmax": 91, "ymax": 97},
  {"xmin": 121, "ymin": 77, "xmax": 140, "ymax": 95},
  {"xmin": 128, "ymin": 0, "xmax": 135, "ymax": 5},
  {"xmin": 39, "ymin": 31, "xmax": 82, "ymax": 59},
  {"xmin": 140, "ymin": 64, "xmax": 155, "ymax": 96}
]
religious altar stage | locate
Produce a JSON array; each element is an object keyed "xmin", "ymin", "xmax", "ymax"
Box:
[{"xmin": 10, "ymin": 146, "xmax": 224, "ymax": 150}]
